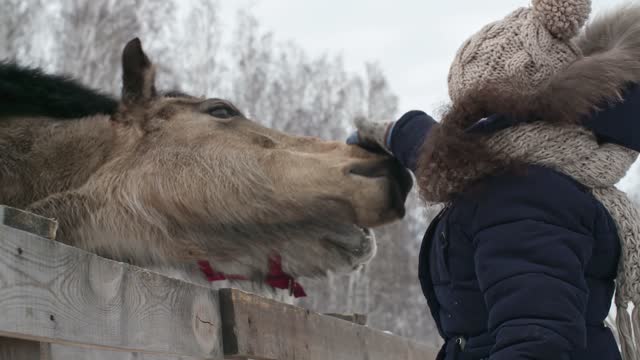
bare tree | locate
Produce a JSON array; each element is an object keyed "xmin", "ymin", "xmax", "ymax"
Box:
[
  {"xmin": 361, "ymin": 62, "xmax": 400, "ymax": 120},
  {"xmin": 0, "ymin": 0, "xmax": 29, "ymax": 58},
  {"xmin": 142, "ymin": 0, "xmax": 223, "ymax": 96},
  {"xmin": 0, "ymin": 0, "xmax": 48, "ymax": 64},
  {"xmin": 228, "ymin": 10, "xmax": 274, "ymax": 121},
  {"xmin": 55, "ymin": 0, "xmax": 141, "ymax": 93},
  {"xmin": 227, "ymin": 11, "xmax": 365, "ymax": 141}
]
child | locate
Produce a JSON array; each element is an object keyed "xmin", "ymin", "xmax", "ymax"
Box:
[{"xmin": 349, "ymin": 1, "xmax": 640, "ymax": 359}]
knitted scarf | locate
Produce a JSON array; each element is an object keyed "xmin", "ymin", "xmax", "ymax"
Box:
[{"xmin": 429, "ymin": 122, "xmax": 640, "ymax": 358}]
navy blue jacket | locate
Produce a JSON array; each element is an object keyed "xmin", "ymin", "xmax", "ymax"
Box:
[{"xmin": 390, "ymin": 111, "xmax": 622, "ymax": 360}]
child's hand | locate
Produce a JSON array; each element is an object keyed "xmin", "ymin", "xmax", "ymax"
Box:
[{"xmin": 346, "ymin": 116, "xmax": 396, "ymax": 155}]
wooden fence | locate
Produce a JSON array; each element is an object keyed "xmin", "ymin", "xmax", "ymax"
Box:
[{"xmin": 0, "ymin": 206, "xmax": 438, "ymax": 360}]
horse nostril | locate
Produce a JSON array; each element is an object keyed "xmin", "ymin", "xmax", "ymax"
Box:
[
  {"xmin": 388, "ymin": 160, "xmax": 414, "ymax": 211},
  {"xmin": 392, "ymin": 161, "xmax": 414, "ymax": 198},
  {"xmin": 348, "ymin": 158, "xmax": 413, "ymax": 220},
  {"xmin": 348, "ymin": 161, "xmax": 389, "ymax": 178}
]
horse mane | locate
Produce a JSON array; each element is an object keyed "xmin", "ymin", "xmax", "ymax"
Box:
[{"xmin": 0, "ymin": 61, "xmax": 118, "ymax": 120}]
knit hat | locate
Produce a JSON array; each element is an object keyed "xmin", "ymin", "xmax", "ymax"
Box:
[{"xmin": 447, "ymin": 0, "xmax": 591, "ymax": 102}]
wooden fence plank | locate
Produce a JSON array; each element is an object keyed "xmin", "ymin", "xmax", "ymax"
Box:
[
  {"xmin": 0, "ymin": 205, "xmax": 57, "ymax": 240},
  {"xmin": 0, "ymin": 223, "xmax": 223, "ymax": 359},
  {"xmin": 323, "ymin": 313, "xmax": 367, "ymax": 326},
  {"xmin": 219, "ymin": 288, "xmax": 439, "ymax": 360},
  {"xmin": 0, "ymin": 337, "xmax": 45, "ymax": 360},
  {"xmin": 46, "ymin": 343, "xmax": 204, "ymax": 360}
]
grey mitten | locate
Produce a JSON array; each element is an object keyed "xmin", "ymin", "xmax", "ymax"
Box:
[{"xmin": 346, "ymin": 116, "xmax": 396, "ymax": 154}]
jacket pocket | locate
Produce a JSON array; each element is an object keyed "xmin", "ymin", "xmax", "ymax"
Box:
[{"xmin": 435, "ymin": 225, "xmax": 451, "ymax": 283}]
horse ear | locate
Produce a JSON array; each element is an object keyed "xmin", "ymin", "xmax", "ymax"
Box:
[{"xmin": 121, "ymin": 38, "xmax": 156, "ymax": 105}]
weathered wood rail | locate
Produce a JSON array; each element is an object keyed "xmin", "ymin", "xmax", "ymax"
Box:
[{"xmin": 0, "ymin": 206, "xmax": 438, "ymax": 360}]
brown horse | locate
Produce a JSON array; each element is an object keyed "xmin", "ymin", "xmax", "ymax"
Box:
[{"xmin": 0, "ymin": 38, "xmax": 411, "ymax": 293}]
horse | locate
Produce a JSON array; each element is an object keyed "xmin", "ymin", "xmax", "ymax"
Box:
[{"xmin": 0, "ymin": 38, "xmax": 412, "ymax": 297}]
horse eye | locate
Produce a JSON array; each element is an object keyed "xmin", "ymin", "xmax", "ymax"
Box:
[{"xmin": 206, "ymin": 105, "xmax": 236, "ymax": 119}]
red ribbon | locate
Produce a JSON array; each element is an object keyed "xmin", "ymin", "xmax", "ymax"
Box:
[
  {"xmin": 197, "ymin": 260, "xmax": 248, "ymax": 281},
  {"xmin": 264, "ymin": 255, "xmax": 307, "ymax": 298},
  {"xmin": 197, "ymin": 255, "xmax": 306, "ymax": 298}
]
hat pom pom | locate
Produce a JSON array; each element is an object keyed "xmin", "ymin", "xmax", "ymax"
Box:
[{"xmin": 532, "ymin": 0, "xmax": 591, "ymax": 39}]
